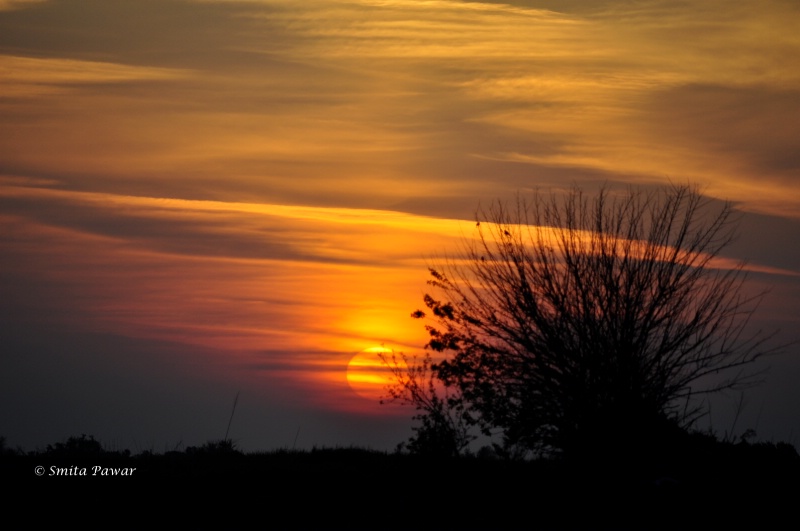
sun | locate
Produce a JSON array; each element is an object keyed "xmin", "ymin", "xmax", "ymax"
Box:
[{"xmin": 346, "ymin": 346, "xmax": 400, "ymax": 402}]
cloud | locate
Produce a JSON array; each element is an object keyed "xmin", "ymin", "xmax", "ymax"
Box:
[
  {"xmin": 0, "ymin": 184, "xmax": 467, "ymax": 265},
  {"xmin": 0, "ymin": 0, "xmax": 44, "ymax": 11},
  {"xmin": 2, "ymin": 0, "xmax": 798, "ymax": 218},
  {"xmin": 0, "ymin": 54, "xmax": 189, "ymax": 98}
]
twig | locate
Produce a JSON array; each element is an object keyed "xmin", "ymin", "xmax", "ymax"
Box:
[
  {"xmin": 293, "ymin": 426, "xmax": 301, "ymax": 450},
  {"xmin": 224, "ymin": 391, "xmax": 240, "ymax": 442}
]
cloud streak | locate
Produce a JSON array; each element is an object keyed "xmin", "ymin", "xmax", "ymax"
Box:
[{"xmin": 3, "ymin": 0, "xmax": 799, "ymax": 215}]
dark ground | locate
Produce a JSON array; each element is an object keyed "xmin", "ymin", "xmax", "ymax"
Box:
[{"xmin": 3, "ymin": 434, "xmax": 798, "ymax": 529}]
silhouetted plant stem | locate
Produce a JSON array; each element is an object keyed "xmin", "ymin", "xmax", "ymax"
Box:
[{"xmin": 224, "ymin": 391, "xmax": 240, "ymax": 443}]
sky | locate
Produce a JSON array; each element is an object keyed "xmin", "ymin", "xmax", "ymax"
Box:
[{"xmin": 1, "ymin": 0, "xmax": 799, "ymax": 453}]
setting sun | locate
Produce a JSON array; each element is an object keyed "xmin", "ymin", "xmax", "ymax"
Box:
[{"xmin": 346, "ymin": 346, "xmax": 404, "ymax": 402}]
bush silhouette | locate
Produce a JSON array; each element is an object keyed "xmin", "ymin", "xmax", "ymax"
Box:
[
  {"xmin": 388, "ymin": 184, "xmax": 775, "ymax": 459},
  {"xmin": 44, "ymin": 434, "xmax": 129, "ymax": 458}
]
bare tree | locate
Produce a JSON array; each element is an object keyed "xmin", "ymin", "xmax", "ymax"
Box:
[{"xmin": 399, "ymin": 184, "xmax": 773, "ymax": 458}]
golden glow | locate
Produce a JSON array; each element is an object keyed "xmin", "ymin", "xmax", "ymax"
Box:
[
  {"xmin": 346, "ymin": 346, "xmax": 404, "ymax": 402},
  {"xmin": 2, "ymin": 176, "xmax": 795, "ymax": 419}
]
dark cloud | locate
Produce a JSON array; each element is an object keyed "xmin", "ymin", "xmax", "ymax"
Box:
[
  {"xmin": 644, "ymin": 83, "xmax": 800, "ymax": 183},
  {"xmin": 458, "ymin": 0, "xmax": 618, "ymax": 12},
  {"xmin": 728, "ymin": 210, "xmax": 800, "ymax": 275},
  {"xmin": 0, "ymin": 191, "xmax": 357, "ymax": 264},
  {"xmin": 0, "ymin": 0, "xmax": 288, "ymax": 68}
]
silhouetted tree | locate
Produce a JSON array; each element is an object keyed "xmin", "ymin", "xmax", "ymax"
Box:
[{"xmin": 399, "ymin": 184, "xmax": 773, "ymax": 459}]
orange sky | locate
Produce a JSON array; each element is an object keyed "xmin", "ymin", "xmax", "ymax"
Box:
[{"xmin": 2, "ymin": 0, "xmax": 799, "ymax": 451}]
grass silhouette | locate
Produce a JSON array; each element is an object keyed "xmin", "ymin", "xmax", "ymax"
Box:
[{"xmin": 3, "ymin": 430, "xmax": 798, "ymax": 529}]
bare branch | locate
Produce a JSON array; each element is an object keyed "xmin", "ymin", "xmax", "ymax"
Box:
[{"xmin": 401, "ymin": 184, "xmax": 773, "ymax": 458}]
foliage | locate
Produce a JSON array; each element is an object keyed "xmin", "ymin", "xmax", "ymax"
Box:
[
  {"xmin": 44, "ymin": 434, "xmax": 105, "ymax": 456},
  {"xmin": 399, "ymin": 184, "xmax": 774, "ymax": 458},
  {"xmin": 186, "ymin": 439, "xmax": 241, "ymax": 456},
  {"xmin": 379, "ymin": 350, "xmax": 475, "ymax": 457},
  {"xmin": 0, "ymin": 436, "xmax": 19, "ymax": 456},
  {"xmin": 41, "ymin": 433, "xmax": 132, "ymax": 458}
]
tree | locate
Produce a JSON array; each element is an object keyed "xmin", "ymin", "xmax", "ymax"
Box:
[{"xmin": 394, "ymin": 184, "xmax": 773, "ymax": 459}]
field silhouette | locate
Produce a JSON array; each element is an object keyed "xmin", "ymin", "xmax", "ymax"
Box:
[{"xmin": 4, "ymin": 432, "xmax": 798, "ymax": 529}]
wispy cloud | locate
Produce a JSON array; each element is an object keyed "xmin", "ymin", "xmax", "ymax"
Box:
[{"xmin": 2, "ymin": 0, "xmax": 797, "ymax": 217}]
